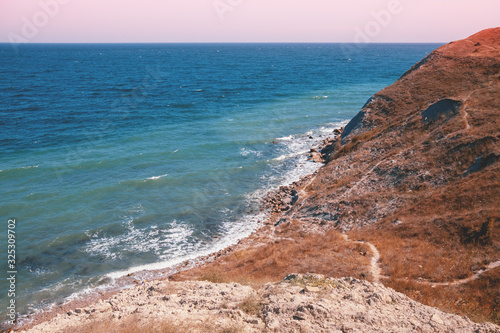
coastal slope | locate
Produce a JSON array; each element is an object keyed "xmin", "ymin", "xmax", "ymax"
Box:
[
  {"xmin": 20, "ymin": 28, "xmax": 500, "ymax": 331},
  {"xmin": 286, "ymin": 28, "xmax": 500, "ymax": 322},
  {"xmin": 174, "ymin": 28, "xmax": 500, "ymax": 324}
]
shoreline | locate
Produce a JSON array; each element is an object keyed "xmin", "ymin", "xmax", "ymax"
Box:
[
  {"xmin": 12, "ymin": 123, "xmax": 346, "ymax": 332},
  {"xmin": 8, "ymin": 28, "xmax": 500, "ymax": 331}
]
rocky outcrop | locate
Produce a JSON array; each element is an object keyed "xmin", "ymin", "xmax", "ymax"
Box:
[{"xmin": 21, "ymin": 275, "xmax": 499, "ymax": 333}]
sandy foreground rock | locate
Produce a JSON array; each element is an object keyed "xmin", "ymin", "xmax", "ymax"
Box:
[{"xmin": 22, "ymin": 274, "xmax": 499, "ymax": 333}]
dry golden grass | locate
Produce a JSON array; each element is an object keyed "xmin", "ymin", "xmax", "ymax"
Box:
[
  {"xmin": 334, "ymin": 127, "xmax": 387, "ymax": 158},
  {"xmin": 199, "ymin": 271, "xmax": 231, "ymax": 284},
  {"xmin": 239, "ymin": 296, "xmax": 263, "ymax": 316},
  {"xmin": 336, "ymin": 143, "xmax": 500, "ymax": 324},
  {"xmin": 349, "ymin": 210, "xmax": 499, "ymax": 324},
  {"xmin": 385, "ymin": 268, "xmax": 499, "ymax": 325},
  {"xmin": 173, "ymin": 222, "xmax": 371, "ymax": 286}
]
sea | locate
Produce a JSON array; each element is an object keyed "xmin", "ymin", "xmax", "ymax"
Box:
[{"xmin": 0, "ymin": 43, "xmax": 441, "ymax": 325}]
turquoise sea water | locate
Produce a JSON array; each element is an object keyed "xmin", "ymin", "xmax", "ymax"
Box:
[{"xmin": 0, "ymin": 43, "xmax": 441, "ymax": 324}]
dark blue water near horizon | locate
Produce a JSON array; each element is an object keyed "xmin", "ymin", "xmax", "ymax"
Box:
[{"xmin": 0, "ymin": 42, "xmax": 441, "ymax": 325}]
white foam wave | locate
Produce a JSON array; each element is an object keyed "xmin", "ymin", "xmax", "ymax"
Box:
[
  {"xmin": 21, "ymin": 165, "xmax": 39, "ymax": 169},
  {"xmin": 22, "ymin": 275, "xmax": 118, "ymax": 324},
  {"xmin": 28, "ymin": 266, "xmax": 51, "ymax": 276},
  {"xmin": 147, "ymin": 173, "xmax": 168, "ymax": 180},
  {"xmin": 262, "ymin": 120, "xmax": 348, "ymax": 192},
  {"xmin": 22, "ymin": 220, "xmax": 200, "ymax": 323},
  {"xmin": 279, "ymin": 159, "xmax": 321, "ymax": 186},
  {"xmin": 0, "ymin": 165, "xmax": 39, "ymax": 174},
  {"xmin": 127, "ymin": 203, "xmax": 145, "ymax": 214},
  {"xmin": 84, "ymin": 220, "xmax": 193, "ymax": 262},
  {"xmin": 276, "ymin": 135, "xmax": 293, "ymax": 141},
  {"xmin": 105, "ymin": 215, "xmax": 263, "ymax": 280},
  {"xmin": 38, "ymin": 277, "xmax": 86, "ymax": 294},
  {"xmin": 270, "ymin": 149, "xmax": 310, "ymax": 162},
  {"xmin": 240, "ymin": 148, "xmax": 262, "ymax": 157},
  {"xmin": 320, "ymin": 120, "xmax": 349, "ymax": 134},
  {"xmin": 62, "ymin": 283, "xmax": 119, "ymax": 305}
]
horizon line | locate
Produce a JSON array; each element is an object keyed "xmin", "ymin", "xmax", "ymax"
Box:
[{"xmin": 0, "ymin": 41, "xmax": 447, "ymax": 45}]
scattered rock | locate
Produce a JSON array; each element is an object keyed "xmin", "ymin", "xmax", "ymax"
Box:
[
  {"xmin": 431, "ymin": 313, "xmax": 444, "ymax": 325},
  {"xmin": 264, "ymin": 184, "xmax": 302, "ymax": 213},
  {"xmin": 311, "ymin": 151, "xmax": 324, "ymax": 163},
  {"xmin": 304, "ymin": 286, "xmax": 320, "ymax": 293},
  {"xmin": 284, "ymin": 273, "xmax": 304, "ymax": 281},
  {"xmin": 293, "ymin": 311, "xmax": 307, "ymax": 320},
  {"xmin": 421, "ymin": 99, "xmax": 462, "ymax": 123}
]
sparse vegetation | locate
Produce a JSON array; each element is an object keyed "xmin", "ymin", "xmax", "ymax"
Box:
[
  {"xmin": 385, "ymin": 269, "xmax": 499, "ymax": 325},
  {"xmin": 286, "ymin": 274, "xmax": 337, "ymax": 288},
  {"xmin": 199, "ymin": 271, "xmax": 231, "ymax": 284},
  {"xmin": 173, "ymin": 224, "xmax": 371, "ymax": 286},
  {"xmin": 239, "ymin": 296, "xmax": 263, "ymax": 316},
  {"xmin": 349, "ymin": 213, "xmax": 499, "ymax": 324},
  {"xmin": 334, "ymin": 127, "xmax": 387, "ymax": 158}
]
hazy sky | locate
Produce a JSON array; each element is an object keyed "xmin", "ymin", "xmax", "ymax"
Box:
[{"xmin": 1, "ymin": 0, "xmax": 498, "ymax": 43}]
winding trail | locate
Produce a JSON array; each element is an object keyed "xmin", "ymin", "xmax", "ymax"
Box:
[
  {"xmin": 342, "ymin": 234, "xmax": 499, "ymax": 287},
  {"xmin": 342, "ymin": 234, "xmax": 381, "ymax": 283},
  {"xmin": 413, "ymin": 260, "xmax": 500, "ymax": 286},
  {"xmin": 365, "ymin": 242, "xmax": 382, "ymax": 283}
]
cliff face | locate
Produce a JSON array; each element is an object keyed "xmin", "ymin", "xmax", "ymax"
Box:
[{"xmin": 291, "ymin": 28, "xmax": 500, "ymax": 233}]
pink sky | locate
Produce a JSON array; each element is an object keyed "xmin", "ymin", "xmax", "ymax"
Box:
[{"xmin": 1, "ymin": 0, "xmax": 498, "ymax": 43}]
